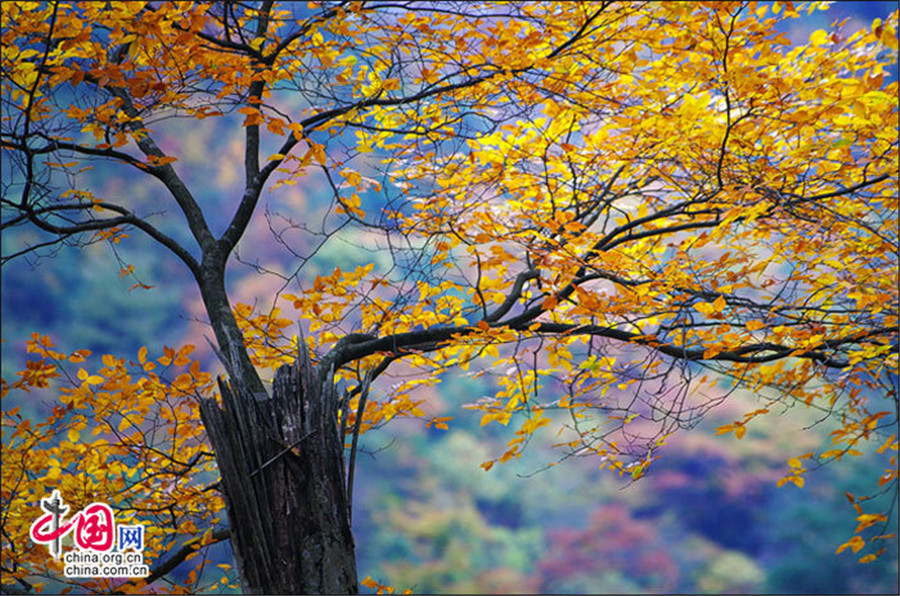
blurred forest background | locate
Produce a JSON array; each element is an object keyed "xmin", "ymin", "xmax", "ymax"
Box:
[{"xmin": 2, "ymin": 2, "xmax": 898, "ymax": 593}]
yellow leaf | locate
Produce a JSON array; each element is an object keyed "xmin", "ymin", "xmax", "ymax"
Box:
[
  {"xmin": 520, "ymin": 414, "xmax": 550, "ymax": 435},
  {"xmin": 703, "ymin": 347, "xmax": 720, "ymax": 359},
  {"xmin": 876, "ymin": 434, "xmax": 896, "ymax": 455},
  {"xmin": 344, "ymin": 169, "xmax": 362, "ymax": 187},
  {"xmin": 809, "ymin": 29, "xmax": 829, "ymax": 46},
  {"xmin": 309, "ymin": 143, "xmax": 326, "ymax": 166},
  {"xmin": 734, "ymin": 425, "xmax": 746, "ymax": 439},
  {"xmin": 746, "ymin": 320, "xmax": 765, "ymax": 331},
  {"xmin": 498, "ymin": 448, "xmax": 519, "ymax": 463},
  {"xmin": 173, "ymin": 373, "xmax": 193, "ymax": 390},
  {"xmin": 174, "ymin": 345, "xmax": 194, "ymax": 366},
  {"xmin": 856, "ymin": 513, "xmax": 887, "ymax": 532},
  {"xmin": 631, "ymin": 462, "xmax": 646, "ymax": 480},
  {"xmin": 694, "ymin": 301, "xmax": 715, "ymax": 315}
]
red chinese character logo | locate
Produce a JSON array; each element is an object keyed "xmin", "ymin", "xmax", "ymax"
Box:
[{"xmin": 74, "ymin": 503, "xmax": 114, "ymax": 552}]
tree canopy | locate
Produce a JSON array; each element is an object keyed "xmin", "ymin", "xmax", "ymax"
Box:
[{"xmin": 2, "ymin": 1, "xmax": 898, "ymax": 593}]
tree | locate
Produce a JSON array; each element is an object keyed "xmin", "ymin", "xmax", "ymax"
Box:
[{"xmin": 2, "ymin": 1, "xmax": 897, "ymax": 593}]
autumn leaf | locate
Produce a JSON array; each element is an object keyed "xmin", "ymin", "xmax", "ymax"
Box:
[
  {"xmin": 147, "ymin": 155, "xmax": 178, "ymax": 166},
  {"xmin": 694, "ymin": 301, "xmax": 715, "ymax": 315},
  {"xmin": 837, "ymin": 536, "xmax": 865, "ymax": 554}
]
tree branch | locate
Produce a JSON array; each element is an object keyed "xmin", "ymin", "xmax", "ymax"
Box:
[
  {"xmin": 484, "ymin": 269, "xmax": 540, "ymax": 323},
  {"xmin": 2, "ymin": 198, "xmax": 200, "ymax": 275},
  {"xmin": 103, "ymin": 86, "xmax": 217, "ymax": 253},
  {"xmin": 111, "ymin": 527, "xmax": 231, "ymax": 594}
]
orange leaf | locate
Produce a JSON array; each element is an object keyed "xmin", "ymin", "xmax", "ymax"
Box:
[
  {"xmin": 266, "ymin": 118, "xmax": 286, "ymax": 136},
  {"xmin": 836, "ymin": 535, "xmax": 865, "ymax": 554},
  {"xmin": 148, "ymin": 155, "xmax": 178, "ymax": 166},
  {"xmin": 712, "ymin": 295, "xmax": 726, "ymax": 312}
]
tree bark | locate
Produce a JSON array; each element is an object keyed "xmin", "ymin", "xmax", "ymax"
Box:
[
  {"xmin": 196, "ymin": 251, "xmax": 270, "ymax": 402},
  {"xmin": 198, "ymin": 338, "xmax": 357, "ymax": 594}
]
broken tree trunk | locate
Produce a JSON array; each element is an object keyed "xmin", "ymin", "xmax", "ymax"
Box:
[{"xmin": 198, "ymin": 341, "xmax": 357, "ymax": 594}]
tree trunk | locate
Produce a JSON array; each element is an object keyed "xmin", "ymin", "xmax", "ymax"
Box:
[{"xmin": 198, "ymin": 340, "xmax": 357, "ymax": 594}]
